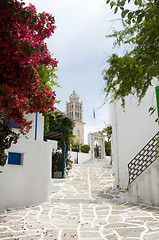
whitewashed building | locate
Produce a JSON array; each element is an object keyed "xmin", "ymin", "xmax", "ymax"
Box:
[
  {"xmin": 110, "ymin": 80, "xmax": 159, "ymax": 205},
  {"xmin": 0, "ymin": 113, "xmax": 57, "ymax": 210}
]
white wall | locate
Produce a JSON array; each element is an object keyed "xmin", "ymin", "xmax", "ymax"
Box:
[
  {"xmin": 47, "ymin": 139, "xmax": 58, "ymax": 152},
  {"xmin": 0, "ymin": 139, "xmax": 52, "ymax": 210},
  {"xmin": 69, "ymin": 151, "xmax": 92, "ymax": 164},
  {"xmin": 0, "ymin": 113, "xmax": 55, "ymax": 210},
  {"xmin": 128, "ymin": 161, "xmax": 159, "ymax": 206},
  {"xmin": 110, "ymin": 81, "xmax": 159, "ymax": 189},
  {"xmin": 13, "ymin": 113, "xmax": 44, "ymax": 141}
]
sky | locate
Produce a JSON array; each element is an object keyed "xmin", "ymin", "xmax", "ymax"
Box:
[{"xmin": 24, "ymin": 0, "xmax": 121, "ymax": 143}]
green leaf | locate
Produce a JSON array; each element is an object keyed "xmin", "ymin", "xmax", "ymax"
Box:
[
  {"xmin": 128, "ymin": 12, "xmax": 133, "ymax": 20},
  {"xmin": 106, "ymin": 0, "xmax": 110, "ymax": 3},
  {"xmin": 149, "ymin": 107, "xmax": 156, "ymax": 116},
  {"xmin": 103, "ymin": 0, "xmax": 159, "ymax": 119},
  {"xmin": 134, "ymin": 0, "xmax": 139, "ymax": 5},
  {"xmin": 137, "ymin": 14, "xmax": 143, "ymax": 23},
  {"xmin": 135, "ymin": 10, "xmax": 141, "ymax": 15},
  {"xmin": 114, "ymin": 7, "xmax": 118, "ymax": 14},
  {"xmin": 145, "ymin": 13, "xmax": 150, "ymax": 21},
  {"xmin": 110, "ymin": 1, "xmax": 116, "ymax": 8},
  {"xmin": 138, "ymin": 67, "xmax": 143, "ymax": 74},
  {"xmin": 120, "ymin": 0, "xmax": 126, "ymax": 6},
  {"xmin": 121, "ymin": 9, "xmax": 129, "ymax": 18}
]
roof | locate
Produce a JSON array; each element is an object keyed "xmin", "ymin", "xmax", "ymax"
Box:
[{"xmin": 44, "ymin": 109, "xmax": 73, "ymax": 141}]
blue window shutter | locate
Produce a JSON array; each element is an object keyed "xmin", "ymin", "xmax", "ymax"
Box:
[
  {"xmin": 7, "ymin": 119, "xmax": 20, "ymax": 129},
  {"xmin": 8, "ymin": 152, "xmax": 22, "ymax": 165}
]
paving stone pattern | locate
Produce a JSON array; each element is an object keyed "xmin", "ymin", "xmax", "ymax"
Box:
[{"xmin": 0, "ymin": 159, "xmax": 159, "ymax": 240}]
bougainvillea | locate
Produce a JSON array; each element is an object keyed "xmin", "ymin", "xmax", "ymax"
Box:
[{"xmin": 0, "ymin": 0, "xmax": 58, "ymax": 132}]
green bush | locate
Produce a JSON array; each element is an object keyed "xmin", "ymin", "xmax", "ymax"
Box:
[
  {"xmin": 71, "ymin": 143, "xmax": 80, "ymax": 152},
  {"xmin": 105, "ymin": 141, "xmax": 111, "ymax": 156},
  {"xmin": 81, "ymin": 144, "xmax": 90, "ymax": 153}
]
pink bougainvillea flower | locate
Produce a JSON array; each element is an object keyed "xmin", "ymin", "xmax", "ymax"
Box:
[{"xmin": 0, "ymin": 0, "xmax": 58, "ymax": 132}]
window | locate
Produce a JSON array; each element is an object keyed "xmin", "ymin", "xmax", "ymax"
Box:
[
  {"xmin": 6, "ymin": 119, "xmax": 20, "ymax": 129},
  {"xmin": 8, "ymin": 152, "xmax": 23, "ymax": 165}
]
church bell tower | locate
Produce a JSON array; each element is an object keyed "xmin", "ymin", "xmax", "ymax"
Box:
[{"xmin": 66, "ymin": 90, "xmax": 85, "ymax": 144}]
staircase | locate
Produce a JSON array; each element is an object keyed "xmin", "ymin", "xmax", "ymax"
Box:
[
  {"xmin": 128, "ymin": 132, "xmax": 159, "ymax": 184},
  {"xmin": 127, "ymin": 132, "xmax": 159, "ymax": 206}
]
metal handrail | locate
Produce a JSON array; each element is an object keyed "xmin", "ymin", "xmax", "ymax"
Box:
[{"xmin": 128, "ymin": 132, "xmax": 159, "ymax": 185}]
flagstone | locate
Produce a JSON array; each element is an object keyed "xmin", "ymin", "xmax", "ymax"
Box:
[
  {"xmin": 104, "ymin": 234, "xmax": 118, "ymax": 240},
  {"xmin": 122, "ymin": 211, "xmax": 151, "ymax": 218},
  {"xmin": 95, "ymin": 210, "xmax": 110, "ymax": 216},
  {"xmin": 17, "ymin": 234, "xmax": 42, "ymax": 239},
  {"xmin": 2, "ymin": 215, "xmax": 23, "ymax": 221},
  {"xmin": 80, "ymin": 226, "xmax": 98, "ymax": 231},
  {"xmin": 116, "ymin": 227, "xmax": 145, "ymax": 237},
  {"xmin": 108, "ymin": 215, "xmax": 123, "ymax": 222},
  {"xmin": 0, "ymin": 230, "xmax": 36, "ymax": 238},
  {"xmin": 80, "ymin": 239, "xmax": 103, "ymax": 240},
  {"xmin": 143, "ymin": 232, "xmax": 159, "ymax": 240},
  {"xmin": 7, "ymin": 224, "xmax": 28, "ymax": 231},
  {"xmin": 103, "ymin": 222, "xmax": 140, "ymax": 229},
  {"xmin": 125, "ymin": 219, "xmax": 146, "ymax": 225},
  {"xmin": 61, "ymin": 229, "xmax": 78, "ymax": 240},
  {"xmin": 146, "ymin": 222, "xmax": 159, "ymax": 229},
  {"xmin": 93, "ymin": 219, "xmax": 108, "ymax": 225},
  {"xmin": 102, "ymin": 228, "xmax": 114, "ymax": 235},
  {"xmin": 52, "ymin": 220, "xmax": 79, "ymax": 228},
  {"xmin": 0, "ymin": 226, "xmax": 8, "ymax": 232},
  {"xmin": 127, "ymin": 216, "xmax": 157, "ymax": 222},
  {"xmin": 80, "ymin": 231, "xmax": 101, "ymax": 238},
  {"xmin": 42, "ymin": 229, "xmax": 59, "ymax": 239}
]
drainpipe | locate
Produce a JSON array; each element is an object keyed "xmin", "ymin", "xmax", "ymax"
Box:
[
  {"xmin": 114, "ymin": 103, "xmax": 120, "ymax": 188},
  {"xmin": 35, "ymin": 112, "xmax": 38, "ymax": 140},
  {"xmin": 62, "ymin": 141, "xmax": 65, "ymax": 178},
  {"xmin": 156, "ymin": 86, "xmax": 159, "ymax": 118},
  {"xmin": 66, "ymin": 137, "xmax": 68, "ymax": 166}
]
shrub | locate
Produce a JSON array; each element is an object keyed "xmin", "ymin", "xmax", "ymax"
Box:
[
  {"xmin": 81, "ymin": 144, "xmax": 90, "ymax": 153},
  {"xmin": 105, "ymin": 141, "xmax": 111, "ymax": 156}
]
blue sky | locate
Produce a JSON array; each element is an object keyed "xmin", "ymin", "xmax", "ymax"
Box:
[{"xmin": 24, "ymin": 0, "xmax": 121, "ymax": 143}]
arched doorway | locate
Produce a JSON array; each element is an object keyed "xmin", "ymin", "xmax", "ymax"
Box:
[{"xmin": 88, "ymin": 132, "xmax": 105, "ymax": 159}]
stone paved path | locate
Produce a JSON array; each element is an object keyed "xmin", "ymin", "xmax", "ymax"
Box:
[{"xmin": 0, "ymin": 159, "xmax": 159, "ymax": 240}]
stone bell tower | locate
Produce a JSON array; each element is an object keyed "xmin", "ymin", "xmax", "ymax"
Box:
[{"xmin": 66, "ymin": 90, "xmax": 85, "ymax": 144}]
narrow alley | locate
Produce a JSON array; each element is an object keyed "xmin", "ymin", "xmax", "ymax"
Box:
[{"xmin": 0, "ymin": 160, "xmax": 159, "ymax": 240}]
